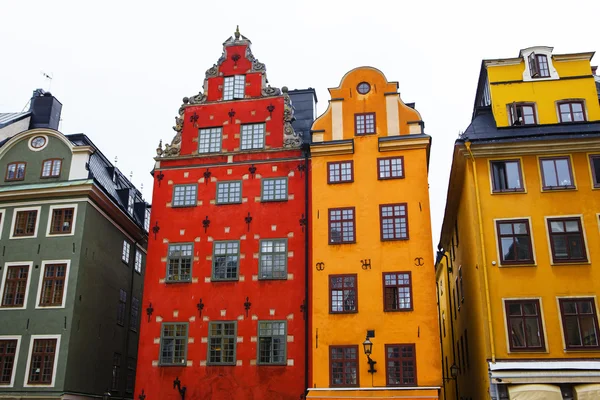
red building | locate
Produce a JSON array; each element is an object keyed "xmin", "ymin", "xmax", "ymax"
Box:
[{"xmin": 135, "ymin": 28, "xmax": 316, "ymax": 400}]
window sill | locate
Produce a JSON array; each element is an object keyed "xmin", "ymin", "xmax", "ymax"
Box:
[
  {"xmin": 207, "ymin": 363, "xmax": 236, "ymax": 366},
  {"xmin": 260, "ymin": 199, "xmax": 289, "ymax": 203},
  {"xmin": 328, "ymin": 181, "xmax": 354, "ymax": 184},
  {"xmin": 165, "ymin": 280, "xmax": 193, "ymax": 284},
  {"xmin": 211, "ymin": 278, "xmax": 240, "ymax": 282},
  {"xmin": 9, "ymin": 235, "xmax": 37, "ymax": 240},
  {"xmin": 257, "ymin": 363, "xmax": 287, "ymax": 366},
  {"xmin": 507, "ymin": 348, "xmax": 547, "ymax": 353},
  {"xmin": 377, "ymin": 176, "xmax": 405, "ymax": 181},
  {"xmin": 541, "ymin": 186, "xmax": 577, "ymax": 192},
  {"xmin": 563, "ymin": 347, "xmax": 600, "ymax": 352},
  {"xmin": 330, "ymin": 311, "xmax": 359, "ymax": 315},
  {"xmin": 498, "ymin": 262, "xmax": 536, "ymax": 268},
  {"xmin": 381, "ymin": 238, "xmax": 409, "ymax": 242},
  {"xmin": 215, "ymin": 202, "xmax": 243, "ymax": 205},
  {"xmin": 551, "ymin": 260, "xmax": 590, "ymax": 266},
  {"xmin": 328, "ymin": 242, "xmax": 356, "ymax": 245},
  {"xmin": 384, "ymin": 308, "xmax": 414, "ymax": 313},
  {"xmin": 158, "ymin": 363, "xmax": 188, "ymax": 367},
  {"xmin": 491, "ymin": 189, "xmax": 526, "ymax": 194},
  {"xmin": 172, "ymin": 205, "xmax": 196, "ymax": 208}
]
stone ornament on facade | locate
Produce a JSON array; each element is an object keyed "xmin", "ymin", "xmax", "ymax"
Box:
[{"xmin": 283, "ymin": 87, "xmax": 302, "ymax": 148}]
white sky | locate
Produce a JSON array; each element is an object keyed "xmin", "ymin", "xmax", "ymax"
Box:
[{"xmin": 1, "ymin": 0, "xmax": 598, "ymax": 248}]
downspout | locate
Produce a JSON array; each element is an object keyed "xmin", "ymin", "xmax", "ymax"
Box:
[
  {"xmin": 434, "ymin": 264, "xmax": 446, "ymax": 400},
  {"xmin": 303, "ymin": 146, "xmax": 310, "ymax": 397},
  {"xmin": 444, "ymin": 253, "xmax": 459, "ymax": 400},
  {"xmin": 464, "ymin": 141, "xmax": 495, "ymax": 363}
]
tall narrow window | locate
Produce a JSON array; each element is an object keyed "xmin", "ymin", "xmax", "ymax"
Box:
[
  {"xmin": 385, "ymin": 344, "xmax": 416, "ymax": 386},
  {"xmin": 166, "ymin": 243, "xmax": 193, "ymax": 282},
  {"xmin": 558, "ymin": 101, "xmax": 586, "ymax": 123},
  {"xmin": 28, "ymin": 339, "xmax": 57, "ymax": 384},
  {"xmin": 257, "ymin": 321, "xmax": 286, "ymax": 365},
  {"xmin": 198, "ymin": 127, "xmax": 222, "ymax": 153},
  {"xmin": 41, "ymin": 159, "xmax": 62, "ymax": 178},
  {"xmin": 5, "ymin": 162, "xmax": 26, "ymax": 182},
  {"xmin": 490, "ymin": 160, "xmax": 524, "ymax": 192},
  {"xmin": 378, "ymin": 157, "xmax": 404, "ymax": 180},
  {"xmin": 127, "ymin": 195, "xmax": 134, "ymax": 215},
  {"xmin": 39, "ymin": 263, "xmax": 66, "ymax": 307},
  {"xmin": 559, "ymin": 298, "xmax": 599, "ymax": 349},
  {"xmin": 328, "ymin": 161, "xmax": 353, "ymax": 184},
  {"xmin": 117, "ymin": 289, "xmax": 127, "ymax": 326},
  {"xmin": 328, "ymin": 207, "xmax": 355, "ymax": 244},
  {"xmin": 121, "ymin": 241, "xmax": 131, "ymax": 264},
  {"xmin": 13, "ymin": 210, "xmax": 38, "ymax": 237},
  {"xmin": 208, "ymin": 322, "xmax": 236, "ymax": 365},
  {"xmin": 508, "ymin": 103, "xmax": 537, "ymax": 126},
  {"xmin": 130, "ymin": 297, "xmax": 140, "ymax": 332},
  {"xmin": 1, "ymin": 265, "xmax": 29, "ymax": 308},
  {"xmin": 212, "ymin": 241, "xmax": 240, "ymax": 281},
  {"xmin": 330, "ymin": 274, "xmax": 357, "ymax": 313},
  {"xmin": 0, "ymin": 339, "xmax": 17, "ymax": 384},
  {"xmin": 223, "ymin": 75, "xmax": 245, "ymax": 100},
  {"xmin": 496, "ymin": 220, "xmax": 534, "ymax": 265},
  {"xmin": 505, "ymin": 299, "xmax": 545, "ymax": 351},
  {"xmin": 380, "ymin": 203, "xmax": 408, "ymax": 240},
  {"xmin": 547, "ymin": 217, "xmax": 587, "ymax": 263},
  {"xmin": 240, "ymin": 123, "xmax": 265, "ymax": 150},
  {"xmin": 330, "ymin": 346, "xmax": 358, "ymax": 387},
  {"xmin": 111, "ymin": 353, "xmax": 121, "ymax": 392},
  {"xmin": 259, "ymin": 239, "xmax": 287, "ymax": 280},
  {"xmin": 355, "ymin": 113, "xmax": 375, "ymax": 135},
  {"xmin": 464, "ymin": 330, "xmax": 470, "ymax": 368},
  {"xmin": 49, "ymin": 208, "xmax": 74, "ymax": 235},
  {"xmin": 590, "ymin": 155, "xmax": 600, "ymax": 188},
  {"xmin": 540, "ymin": 157, "xmax": 574, "ymax": 189},
  {"xmin": 458, "ymin": 266, "xmax": 464, "ymax": 303},
  {"xmin": 216, "ymin": 181, "xmax": 242, "ymax": 204},
  {"xmin": 261, "ymin": 178, "xmax": 288, "ymax": 201},
  {"xmin": 383, "ymin": 272, "xmax": 412, "ymax": 311},
  {"xmin": 126, "ymin": 358, "xmax": 135, "ymax": 393},
  {"xmin": 134, "ymin": 250, "xmax": 142, "ymax": 274},
  {"xmin": 159, "ymin": 323, "xmax": 188, "ymax": 365},
  {"xmin": 172, "ymin": 185, "xmax": 197, "ymax": 207}
]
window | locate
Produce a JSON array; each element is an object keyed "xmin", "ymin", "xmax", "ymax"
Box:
[
  {"xmin": 0, "ymin": 339, "xmax": 17, "ymax": 385},
  {"xmin": 540, "ymin": 157, "xmax": 574, "ymax": 189},
  {"xmin": 127, "ymin": 195, "xmax": 134, "ymax": 215},
  {"xmin": 216, "ymin": 181, "xmax": 242, "ymax": 204},
  {"xmin": 590, "ymin": 155, "xmax": 600, "ymax": 188},
  {"xmin": 455, "ymin": 277, "xmax": 460, "ymax": 311},
  {"xmin": 1, "ymin": 265, "xmax": 29, "ymax": 308},
  {"xmin": 212, "ymin": 241, "xmax": 239, "ymax": 281},
  {"xmin": 111, "ymin": 353, "xmax": 121, "ymax": 392},
  {"xmin": 356, "ymin": 82, "xmax": 371, "ymax": 95},
  {"xmin": 144, "ymin": 208, "xmax": 151, "ymax": 232},
  {"xmin": 330, "ymin": 346, "xmax": 358, "ymax": 387},
  {"xmin": 491, "ymin": 160, "xmax": 524, "ymax": 192},
  {"xmin": 378, "ymin": 157, "xmax": 404, "ymax": 180},
  {"xmin": 134, "ymin": 250, "xmax": 142, "ymax": 274},
  {"xmin": 117, "ymin": 289, "xmax": 127, "ymax": 326},
  {"xmin": 505, "ymin": 299, "xmax": 545, "ymax": 351},
  {"xmin": 5, "ymin": 162, "xmax": 25, "ymax": 181},
  {"xmin": 39, "ymin": 264, "xmax": 66, "ymax": 307},
  {"xmin": 13, "ymin": 210, "xmax": 38, "ymax": 237},
  {"xmin": 464, "ymin": 330, "xmax": 470, "ymax": 369},
  {"xmin": 121, "ymin": 241, "xmax": 130, "ymax": 264},
  {"xmin": 559, "ymin": 298, "xmax": 599, "ymax": 349},
  {"xmin": 160, "ymin": 323, "xmax": 188, "ymax": 365},
  {"xmin": 496, "ymin": 220, "xmax": 534, "ymax": 264},
  {"xmin": 458, "ymin": 266, "xmax": 464, "ymax": 303},
  {"xmin": 166, "ymin": 243, "xmax": 193, "ymax": 282},
  {"xmin": 453, "ymin": 288, "xmax": 457, "ymax": 319},
  {"xmin": 49, "ymin": 208, "xmax": 74, "ymax": 235},
  {"xmin": 380, "ymin": 203, "xmax": 408, "ymax": 241},
  {"xmin": 30, "ymin": 136, "xmax": 46, "ymax": 149},
  {"xmin": 548, "ymin": 217, "xmax": 587, "ymax": 263},
  {"xmin": 28, "ymin": 339, "xmax": 57, "ymax": 384},
  {"xmin": 172, "ymin": 185, "xmax": 197, "ymax": 207},
  {"xmin": 261, "ymin": 178, "xmax": 287, "ymax": 201},
  {"xmin": 130, "ymin": 297, "xmax": 139, "ymax": 332},
  {"xmin": 386, "ymin": 344, "xmax": 416, "ymax": 386},
  {"xmin": 330, "ymin": 274, "xmax": 357, "ymax": 313},
  {"xmin": 328, "ymin": 161, "xmax": 353, "ymax": 184},
  {"xmin": 328, "ymin": 207, "xmax": 355, "ymax": 244},
  {"xmin": 126, "ymin": 358, "xmax": 135, "ymax": 393},
  {"xmin": 208, "ymin": 322, "xmax": 236, "ymax": 365},
  {"xmin": 383, "ymin": 272, "xmax": 412, "ymax": 311},
  {"xmin": 257, "ymin": 321, "xmax": 286, "ymax": 365},
  {"xmin": 558, "ymin": 101, "xmax": 586, "ymax": 123},
  {"xmin": 355, "ymin": 113, "xmax": 375, "ymax": 135},
  {"xmin": 528, "ymin": 53, "xmax": 550, "ymax": 78},
  {"xmin": 240, "ymin": 123, "xmax": 265, "ymax": 150},
  {"xmin": 41, "ymin": 159, "xmax": 62, "ymax": 178},
  {"xmin": 223, "ymin": 75, "xmax": 245, "ymax": 100},
  {"xmin": 198, "ymin": 127, "xmax": 222, "ymax": 153},
  {"xmin": 508, "ymin": 103, "xmax": 537, "ymax": 126},
  {"xmin": 259, "ymin": 239, "xmax": 287, "ymax": 280}
]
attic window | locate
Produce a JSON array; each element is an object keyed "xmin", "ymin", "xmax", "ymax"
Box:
[
  {"xmin": 528, "ymin": 53, "xmax": 550, "ymax": 78},
  {"xmin": 508, "ymin": 103, "xmax": 537, "ymax": 126},
  {"xmin": 223, "ymin": 75, "xmax": 245, "ymax": 100},
  {"xmin": 128, "ymin": 195, "xmax": 134, "ymax": 215}
]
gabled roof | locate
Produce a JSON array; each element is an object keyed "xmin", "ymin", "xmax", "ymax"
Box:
[{"xmin": 0, "ymin": 112, "xmax": 30, "ymax": 128}]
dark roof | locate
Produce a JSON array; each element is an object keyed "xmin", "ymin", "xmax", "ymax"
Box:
[
  {"xmin": 595, "ymin": 75, "xmax": 600, "ymax": 99},
  {"xmin": 460, "ymin": 107, "xmax": 600, "ymax": 144},
  {"xmin": 288, "ymin": 88, "xmax": 317, "ymax": 145},
  {"xmin": 0, "ymin": 112, "xmax": 30, "ymax": 129}
]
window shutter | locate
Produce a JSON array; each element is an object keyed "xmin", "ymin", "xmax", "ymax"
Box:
[
  {"xmin": 528, "ymin": 52, "xmax": 539, "ymax": 77},
  {"xmin": 508, "ymin": 102, "xmax": 518, "ymax": 125}
]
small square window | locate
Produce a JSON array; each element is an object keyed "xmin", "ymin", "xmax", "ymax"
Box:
[
  {"xmin": 558, "ymin": 101, "xmax": 586, "ymax": 123},
  {"xmin": 223, "ymin": 75, "xmax": 245, "ymax": 100},
  {"xmin": 380, "ymin": 203, "xmax": 408, "ymax": 240},
  {"xmin": 540, "ymin": 157, "xmax": 574, "ymax": 189},
  {"xmin": 198, "ymin": 127, "xmax": 222, "ymax": 154},
  {"xmin": 208, "ymin": 322, "xmax": 236, "ymax": 365},
  {"xmin": 328, "ymin": 161, "xmax": 353, "ymax": 184},
  {"xmin": 259, "ymin": 239, "xmax": 287, "ymax": 280},
  {"xmin": 329, "ymin": 274, "xmax": 357, "ymax": 313},
  {"xmin": 1, "ymin": 265, "xmax": 29, "ymax": 308},
  {"xmin": 216, "ymin": 181, "xmax": 242, "ymax": 204},
  {"xmin": 166, "ymin": 243, "xmax": 193, "ymax": 282},
  {"xmin": 385, "ymin": 344, "xmax": 416, "ymax": 386},
  {"xmin": 590, "ymin": 155, "xmax": 600, "ymax": 188},
  {"xmin": 41, "ymin": 159, "xmax": 62, "ymax": 178},
  {"xmin": 13, "ymin": 210, "xmax": 38, "ymax": 237},
  {"xmin": 172, "ymin": 185, "xmax": 197, "ymax": 207},
  {"xmin": 134, "ymin": 250, "xmax": 142, "ymax": 274},
  {"xmin": 261, "ymin": 178, "xmax": 287, "ymax": 201},
  {"xmin": 212, "ymin": 241, "xmax": 240, "ymax": 281},
  {"xmin": 160, "ymin": 323, "xmax": 188, "ymax": 365},
  {"xmin": 5, "ymin": 162, "xmax": 26, "ymax": 182},
  {"xmin": 496, "ymin": 219, "xmax": 534, "ymax": 265},
  {"xmin": 49, "ymin": 208, "xmax": 74, "ymax": 235},
  {"xmin": 383, "ymin": 272, "xmax": 412, "ymax": 311},
  {"xmin": 547, "ymin": 217, "xmax": 587, "ymax": 263},
  {"xmin": 378, "ymin": 157, "xmax": 404, "ymax": 180},
  {"xmin": 330, "ymin": 346, "xmax": 358, "ymax": 387},
  {"xmin": 328, "ymin": 208, "xmax": 355, "ymax": 244},
  {"xmin": 121, "ymin": 241, "xmax": 131, "ymax": 264},
  {"xmin": 28, "ymin": 339, "xmax": 57, "ymax": 384},
  {"xmin": 559, "ymin": 298, "xmax": 600, "ymax": 349},
  {"xmin": 505, "ymin": 299, "xmax": 545, "ymax": 351},
  {"xmin": 257, "ymin": 321, "xmax": 286, "ymax": 365},
  {"xmin": 241, "ymin": 124, "xmax": 265, "ymax": 150},
  {"xmin": 490, "ymin": 160, "xmax": 524, "ymax": 192},
  {"xmin": 508, "ymin": 103, "xmax": 537, "ymax": 126},
  {"xmin": 39, "ymin": 263, "xmax": 67, "ymax": 307},
  {"xmin": 355, "ymin": 113, "xmax": 375, "ymax": 135},
  {"xmin": 117, "ymin": 289, "xmax": 127, "ymax": 326}
]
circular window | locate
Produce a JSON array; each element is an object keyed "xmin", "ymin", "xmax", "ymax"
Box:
[
  {"xmin": 357, "ymin": 82, "xmax": 371, "ymax": 95},
  {"xmin": 31, "ymin": 136, "xmax": 47, "ymax": 149}
]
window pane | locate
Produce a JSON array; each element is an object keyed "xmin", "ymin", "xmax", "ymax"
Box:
[
  {"xmin": 505, "ymin": 162, "xmax": 521, "ymax": 189},
  {"xmin": 591, "ymin": 157, "xmax": 600, "ymax": 186},
  {"xmin": 580, "ymin": 316, "xmax": 598, "ymax": 346},
  {"xmin": 525, "ymin": 317, "xmax": 541, "ymax": 347},
  {"xmin": 542, "ymin": 160, "xmax": 558, "ymax": 186},
  {"xmin": 565, "ymin": 316, "xmax": 582, "ymax": 346},
  {"xmin": 555, "ymin": 159, "xmax": 572, "ymax": 186},
  {"xmin": 510, "ymin": 318, "xmax": 526, "ymax": 348}
]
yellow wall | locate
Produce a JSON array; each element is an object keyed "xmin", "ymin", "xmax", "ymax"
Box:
[{"xmin": 309, "ymin": 67, "xmax": 441, "ymax": 394}]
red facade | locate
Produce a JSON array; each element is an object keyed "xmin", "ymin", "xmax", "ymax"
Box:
[{"xmin": 135, "ymin": 30, "xmax": 308, "ymax": 399}]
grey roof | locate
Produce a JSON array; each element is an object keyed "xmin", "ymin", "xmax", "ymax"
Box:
[
  {"xmin": 460, "ymin": 107, "xmax": 600, "ymax": 144},
  {"xmin": 0, "ymin": 112, "xmax": 30, "ymax": 128},
  {"xmin": 595, "ymin": 75, "xmax": 600, "ymax": 99}
]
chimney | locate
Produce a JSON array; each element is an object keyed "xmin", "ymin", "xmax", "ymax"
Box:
[{"xmin": 29, "ymin": 89, "xmax": 62, "ymax": 130}]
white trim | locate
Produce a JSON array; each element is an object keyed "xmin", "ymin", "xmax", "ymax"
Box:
[
  {"xmin": 28, "ymin": 134, "xmax": 49, "ymax": 152},
  {"xmin": 493, "ymin": 216, "xmax": 537, "ymax": 267},
  {"xmin": 34, "ymin": 260, "xmax": 71, "ymax": 309},
  {"xmin": 0, "ymin": 197, "xmax": 88, "ymax": 209},
  {"xmin": 308, "ymin": 386, "xmax": 441, "ymax": 391},
  {"xmin": 521, "ymin": 47, "xmax": 559, "ymax": 82},
  {"xmin": 0, "ymin": 209, "xmax": 5, "ymax": 240},
  {"xmin": 8, "ymin": 206, "xmax": 42, "ymax": 239},
  {"xmin": 23, "ymin": 334, "xmax": 61, "ymax": 388},
  {"xmin": 544, "ymin": 214, "xmax": 590, "ymax": 265},
  {"xmin": 45, "ymin": 204, "xmax": 78, "ymax": 237},
  {"xmin": 501, "ymin": 297, "xmax": 548, "ymax": 354},
  {"xmin": 0, "ymin": 335, "xmax": 22, "ymax": 387},
  {"xmin": 490, "ymin": 360, "xmax": 600, "ymax": 370},
  {"xmin": 555, "ymin": 295, "xmax": 599, "ymax": 351},
  {"xmin": 0, "ymin": 261, "xmax": 34, "ymax": 311}
]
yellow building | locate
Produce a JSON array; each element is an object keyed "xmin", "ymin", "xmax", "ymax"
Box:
[
  {"xmin": 437, "ymin": 46, "xmax": 600, "ymax": 400},
  {"xmin": 307, "ymin": 67, "xmax": 442, "ymax": 400}
]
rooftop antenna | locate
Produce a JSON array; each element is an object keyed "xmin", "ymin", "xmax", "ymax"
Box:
[
  {"xmin": 129, "ymin": 171, "xmax": 133, "ymax": 180},
  {"xmin": 114, "ymin": 156, "xmax": 118, "ymax": 165},
  {"xmin": 41, "ymin": 71, "xmax": 53, "ymax": 92}
]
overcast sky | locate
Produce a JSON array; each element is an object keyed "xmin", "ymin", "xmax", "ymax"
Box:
[{"xmin": 1, "ymin": 0, "xmax": 598, "ymax": 247}]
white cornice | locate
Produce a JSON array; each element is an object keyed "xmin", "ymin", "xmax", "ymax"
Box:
[{"xmin": 461, "ymin": 137, "xmax": 600, "ymax": 158}]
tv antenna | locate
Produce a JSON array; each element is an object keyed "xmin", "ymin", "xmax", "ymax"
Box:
[{"xmin": 41, "ymin": 71, "xmax": 53, "ymax": 91}]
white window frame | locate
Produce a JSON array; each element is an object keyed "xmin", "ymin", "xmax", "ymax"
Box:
[
  {"xmin": 0, "ymin": 335, "xmax": 22, "ymax": 387},
  {"xmin": 9, "ymin": 206, "xmax": 42, "ymax": 239},
  {"xmin": 128, "ymin": 195, "xmax": 134, "ymax": 215},
  {"xmin": 144, "ymin": 208, "xmax": 151, "ymax": 232},
  {"xmin": 0, "ymin": 209, "xmax": 5, "ymax": 240},
  {"xmin": 122, "ymin": 241, "xmax": 131, "ymax": 264},
  {"xmin": 23, "ymin": 334, "xmax": 61, "ymax": 388},
  {"xmin": 134, "ymin": 250, "xmax": 142, "ymax": 274},
  {"xmin": 223, "ymin": 75, "xmax": 245, "ymax": 100},
  {"xmin": 501, "ymin": 297, "xmax": 548, "ymax": 354},
  {"xmin": 34, "ymin": 260, "xmax": 71, "ymax": 310},
  {"xmin": 45, "ymin": 204, "xmax": 78, "ymax": 237},
  {"xmin": 0, "ymin": 261, "xmax": 34, "ymax": 311}
]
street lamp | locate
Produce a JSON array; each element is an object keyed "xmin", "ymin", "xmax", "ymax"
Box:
[
  {"xmin": 443, "ymin": 364, "xmax": 459, "ymax": 381},
  {"xmin": 362, "ymin": 337, "xmax": 377, "ymax": 374}
]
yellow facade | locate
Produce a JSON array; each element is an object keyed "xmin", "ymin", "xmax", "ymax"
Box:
[
  {"xmin": 437, "ymin": 46, "xmax": 600, "ymax": 400},
  {"xmin": 308, "ymin": 67, "xmax": 441, "ymax": 399}
]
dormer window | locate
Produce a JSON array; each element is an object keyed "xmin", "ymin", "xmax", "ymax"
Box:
[
  {"xmin": 558, "ymin": 101, "xmax": 586, "ymax": 123},
  {"xmin": 508, "ymin": 103, "xmax": 537, "ymax": 126},
  {"xmin": 128, "ymin": 195, "xmax": 134, "ymax": 215},
  {"xmin": 223, "ymin": 75, "xmax": 245, "ymax": 100},
  {"xmin": 528, "ymin": 53, "xmax": 550, "ymax": 78}
]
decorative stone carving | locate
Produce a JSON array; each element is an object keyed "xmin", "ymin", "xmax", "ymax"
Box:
[
  {"xmin": 205, "ymin": 64, "xmax": 218, "ymax": 79},
  {"xmin": 189, "ymin": 92, "xmax": 207, "ymax": 105},
  {"xmin": 282, "ymin": 86, "xmax": 302, "ymax": 148},
  {"xmin": 262, "ymin": 85, "xmax": 281, "ymax": 97}
]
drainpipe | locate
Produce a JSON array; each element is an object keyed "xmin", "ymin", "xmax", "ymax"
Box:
[
  {"xmin": 443, "ymin": 253, "xmax": 460, "ymax": 400},
  {"xmin": 303, "ymin": 146, "xmax": 310, "ymax": 397},
  {"xmin": 464, "ymin": 141, "xmax": 496, "ymax": 363},
  {"xmin": 434, "ymin": 267, "xmax": 447, "ymax": 400}
]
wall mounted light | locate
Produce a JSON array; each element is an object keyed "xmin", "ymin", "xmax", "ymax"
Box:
[{"xmin": 362, "ymin": 336, "xmax": 377, "ymax": 374}]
